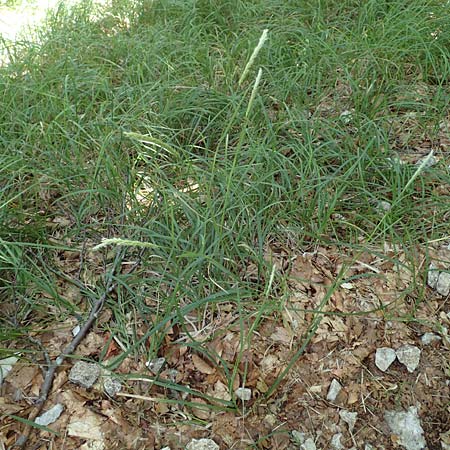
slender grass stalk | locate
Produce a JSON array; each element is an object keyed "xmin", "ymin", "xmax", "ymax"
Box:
[{"xmin": 239, "ymin": 29, "xmax": 268, "ymax": 87}]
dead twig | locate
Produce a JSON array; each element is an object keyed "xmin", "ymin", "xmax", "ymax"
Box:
[{"xmin": 12, "ymin": 248, "xmax": 143, "ymax": 449}]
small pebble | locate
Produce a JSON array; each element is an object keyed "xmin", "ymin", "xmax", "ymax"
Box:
[
  {"xmin": 327, "ymin": 379, "xmax": 342, "ymax": 402},
  {"xmin": 396, "ymin": 345, "xmax": 421, "ymax": 373},
  {"xmin": 375, "ymin": 347, "xmax": 397, "ymax": 372},
  {"xmin": 331, "ymin": 433, "xmax": 344, "ymax": 450},
  {"xmin": 292, "ymin": 431, "xmax": 317, "ymax": 450},
  {"xmin": 235, "ymin": 387, "xmax": 252, "ymax": 401},
  {"xmin": 415, "ymin": 154, "xmax": 437, "ymax": 168},
  {"xmin": 427, "ymin": 263, "xmax": 439, "ymax": 289},
  {"xmin": 340, "ymin": 110, "xmax": 353, "ymax": 124},
  {"xmin": 301, "ymin": 438, "xmax": 317, "ymax": 450},
  {"xmin": 167, "ymin": 368, "xmax": 179, "ymax": 383},
  {"xmin": 377, "ymin": 200, "xmax": 392, "ymax": 212},
  {"xmin": 69, "ymin": 361, "xmax": 100, "ymax": 389},
  {"xmin": 340, "ymin": 409, "xmax": 358, "ymax": 432},
  {"xmin": 436, "ymin": 272, "xmax": 450, "ymax": 296},
  {"xmin": 185, "ymin": 438, "xmax": 219, "ymax": 450},
  {"xmin": 420, "ymin": 332, "xmax": 441, "ymax": 345},
  {"xmin": 292, "ymin": 431, "xmax": 307, "ymax": 444},
  {"xmin": 103, "ymin": 377, "xmax": 122, "ymax": 397},
  {"xmin": 385, "ymin": 406, "xmax": 426, "ymax": 450},
  {"xmin": 0, "ymin": 356, "xmax": 18, "ymax": 386},
  {"xmin": 146, "ymin": 357, "xmax": 166, "ymax": 374},
  {"xmin": 35, "ymin": 404, "xmax": 64, "ymax": 426}
]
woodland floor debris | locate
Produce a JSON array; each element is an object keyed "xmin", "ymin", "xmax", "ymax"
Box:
[
  {"xmin": 2, "ymin": 0, "xmax": 450, "ymax": 447},
  {"xmin": 1, "ymin": 245, "xmax": 449, "ymax": 449}
]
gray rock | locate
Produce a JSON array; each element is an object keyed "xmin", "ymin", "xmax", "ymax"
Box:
[
  {"xmin": 327, "ymin": 379, "xmax": 342, "ymax": 401},
  {"xmin": 185, "ymin": 438, "xmax": 219, "ymax": 450},
  {"xmin": 377, "ymin": 200, "xmax": 392, "ymax": 212},
  {"xmin": 292, "ymin": 432, "xmax": 317, "ymax": 450},
  {"xmin": 396, "ymin": 345, "xmax": 421, "ymax": 373},
  {"xmin": 301, "ymin": 438, "xmax": 317, "ymax": 450},
  {"xmin": 0, "ymin": 355, "xmax": 18, "ymax": 386},
  {"xmin": 292, "ymin": 430, "xmax": 307, "ymax": 444},
  {"xmin": 384, "ymin": 406, "xmax": 426, "ymax": 450},
  {"xmin": 427, "ymin": 263, "xmax": 439, "ymax": 289},
  {"xmin": 339, "ymin": 409, "xmax": 357, "ymax": 432},
  {"xmin": 331, "ymin": 433, "xmax": 343, "ymax": 450},
  {"xmin": 420, "ymin": 332, "xmax": 441, "ymax": 345},
  {"xmin": 69, "ymin": 361, "xmax": 100, "ymax": 388},
  {"xmin": 167, "ymin": 368, "xmax": 179, "ymax": 382},
  {"xmin": 235, "ymin": 387, "xmax": 252, "ymax": 401},
  {"xmin": 375, "ymin": 347, "xmax": 397, "ymax": 372},
  {"xmin": 436, "ymin": 271, "xmax": 450, "ymax": 296},
  {"xmin": 35, "ymin": 403, "xmax": 64, "ymax": 426},
  {"xmin": 340, "ymin": 110, "xmax": 353, "ymax": 124},
  {"xmin": 103, "ymin": 377, "xmax": 122, "ymax": 397},
  {"xmin": 415, "ymin": 154, "xmax": 437, "ymax": 168},
  {"xmin": 146, "ymin": 357, "xmax": 166, "ymax": 374}
]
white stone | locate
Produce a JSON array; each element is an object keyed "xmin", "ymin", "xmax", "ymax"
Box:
[
  {"xmin": 35, "ymin": 404, "xmax": 64, "ymax": 426},
  {"xmin": 301, "ymin": 438, "xmax": 317, "ymax": 450},
  {"xmin": 0, "ymin": 356, "xmax": 18, "ymax": 386},
  {"xmin": 103, "ymin": 377, "xmax": 121, "ymax": 397},
  {"xmin": 427, "ymin": 263, "xmax": 439, "ymax": 289},
  {"xmin": 415, "ymin": 154, "xmax": 437, "ymax": 168},
  {"xmin": 436, "ymin": 272, "xmax": 450, "ymax": 296},
  {"xmin": 331, "ymin": 433, "xmax": 343, "ymax": 450},
  {"xmin": 340, "ymin": 110, "xmax": 353, "ymax": 123},
  {"xmin": 292, "ymin": 430, "xmax": 307, "ymax": 444},
  {"xmin": 377, "ymin": 200, "xmax": 392, "ymax": 212},
  {"xmin": 384, "ymin": 407, "xmax": 426, "ymax": 450},
  {"xmin": 69, "ymin": 361, "xmax": 100, "ymax": 388},
  {"xmin": 291, "ymin": 431, "xmax": 316, "ymax": 449},
  {"xmin": 420, "ymin": 332, "xmax": 441, "ymax": 345},
  {"xmin": 375, "ymin": 347, "xmax": 397, "ymax": 372},
  {"xmin": 145, "ymin": 357, "xmax": 166, "ymax": 374},
  {"xmin": 339, "ymin": 409, "xmax": 357, "ymax": 432},
  {"xmin": 327, "ymin": 379, "xmax": 342, "ymax": 401},
  {"xmin": 235, "ymin": 387, "xmax": 252, "ymax": 401},
  {"xmin": 186, "ymin": 438, "xmax": 219, "ymax": 450},
  {"xmin": 396, "ymin": 345, "xmax": 421, "ymax": 373}
]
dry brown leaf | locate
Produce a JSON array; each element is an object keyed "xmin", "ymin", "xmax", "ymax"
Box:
[
  {"xmin": 8, "ymin": 365, "xmax": 39, "ymax": 391},
  {"xmin": 190, "ymin": 397, "xmax": 211, "ymax": 420},
  {"xmin": 270, "ymin": 327, "xmax": 292, "ymax": 345},
  {"xmin": 77, "ymin": 331, "xmax": 106, "ymax": 357},
  {"xmin": 209, "ymin": 380, "xmax": 231, "ymax": 401},
  {"xmin": 68, "ymin": 410, "xmax": 104, "ymax": 440},
  {"xmin": 0, "ymin": 397, "xmax": 23, "ymax": 414},
  {"xmin": 192, "ymin": 354, "xmax": 215, "ymax": 375}
]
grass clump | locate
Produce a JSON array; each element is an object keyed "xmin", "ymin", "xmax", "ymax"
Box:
[{"xmin": 1, "ymin": 0, "xmax": 449, "ymax": 414}]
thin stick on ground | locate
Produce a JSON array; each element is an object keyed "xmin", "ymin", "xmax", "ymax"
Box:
[{"xmin": 12, "ymin": 248, "xmax": 143, "ymax": 449}]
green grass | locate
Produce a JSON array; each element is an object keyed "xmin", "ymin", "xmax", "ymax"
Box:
[{"xmin": 1, "ymin": 0, "xmax": 450, "ymax": 410}]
